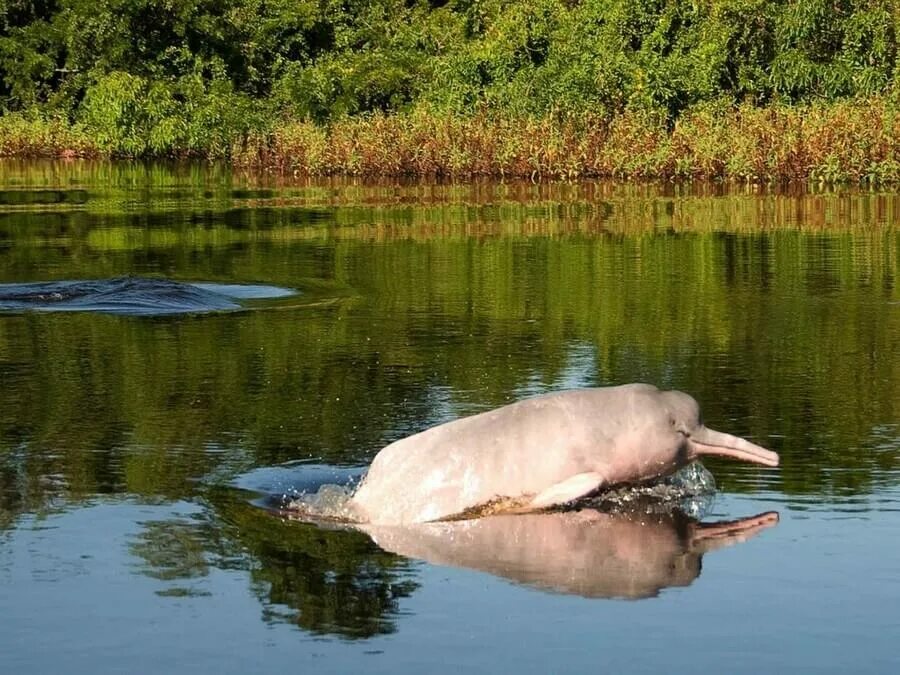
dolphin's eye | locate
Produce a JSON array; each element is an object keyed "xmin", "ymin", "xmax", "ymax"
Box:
[{"xmin": 670, "ymin": 417, "xmax": 689, "ymax": 436}]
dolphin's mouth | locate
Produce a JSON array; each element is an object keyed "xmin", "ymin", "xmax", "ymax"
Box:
[{"xmin": 689, "ymin": 427, "xmax": 780, "ymax": 467}]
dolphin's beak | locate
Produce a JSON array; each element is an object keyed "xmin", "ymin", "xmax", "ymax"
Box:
[{"xmin": 688, "ymin": 427, "xmax": 780, "ymax": 467}]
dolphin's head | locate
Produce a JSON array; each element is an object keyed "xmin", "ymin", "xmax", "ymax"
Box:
[{"xmin": 659, "ymin": 390, "xmax": 779, "ymax": 469}]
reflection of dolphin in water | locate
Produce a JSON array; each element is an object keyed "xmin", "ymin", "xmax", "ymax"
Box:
[{"xmin": 355, "ymin": 509, "xmax": 779, "ymax": 599}]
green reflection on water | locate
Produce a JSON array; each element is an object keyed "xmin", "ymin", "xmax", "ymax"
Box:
[
  {"xmin": 0, "ymin": 161, "xmax": 898, "ymax": 534},
  {"xmin": 126, "ymin": 494, "xmax": 419, "ymax": 638},
  {"xmin": 218, "ymin": 493, "xmax": 419, "ymax": 638}
]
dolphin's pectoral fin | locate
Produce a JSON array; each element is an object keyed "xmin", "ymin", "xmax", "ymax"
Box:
[{"xmin": 525, "ymin": 472, "xmax": 607, "ymax": 511}]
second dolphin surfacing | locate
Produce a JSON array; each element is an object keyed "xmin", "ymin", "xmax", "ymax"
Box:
[{"xmin": 348, "ymin": 384, "xmax": 779, "ymax": 525}]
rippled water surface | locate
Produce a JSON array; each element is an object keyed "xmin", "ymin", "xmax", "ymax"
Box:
[{"xmin": 1, "ymin": 162, "xmax": 898, "ymax": 673}]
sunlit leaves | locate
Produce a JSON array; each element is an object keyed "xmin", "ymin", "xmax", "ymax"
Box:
[{"xmin": 1, "ymin": 0, "xmax": 899, "ymax": 153}]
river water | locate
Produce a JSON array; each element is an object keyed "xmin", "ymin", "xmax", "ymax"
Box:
[{"xmin": 0, "ymin": 162, "xmax": 897, "ymax": 673}]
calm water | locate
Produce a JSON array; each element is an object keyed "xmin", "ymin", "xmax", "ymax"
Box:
[{"xmin": 0, "ymin": 161, "xmax": 898, "ymax": 673}]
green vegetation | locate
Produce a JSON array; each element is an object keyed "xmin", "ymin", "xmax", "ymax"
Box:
[{"xmin": 1, "ymin": 1, "xmax": 900, "ymax": 179}]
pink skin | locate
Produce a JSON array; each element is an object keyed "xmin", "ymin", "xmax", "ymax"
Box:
[
  {"xmin": 348, "ymin": 384, "xmax": 779, "ymax": 525},
  {"xmin": 357, "ymin": 510, "xmax": 779, "ymax": 599}
]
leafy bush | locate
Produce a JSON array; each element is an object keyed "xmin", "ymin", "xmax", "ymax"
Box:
[
  {"xmin": 78, "ymin": 70, "xmax": 265, "ymax": 156},
  {"xmin": 1, "ymin": 0, "xmax": 899, "ymax": 167}
]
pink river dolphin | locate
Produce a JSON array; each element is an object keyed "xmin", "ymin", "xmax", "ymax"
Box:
[{"xmin": 347, "ymin": 384, "xmax": 779, "ymax": 525}]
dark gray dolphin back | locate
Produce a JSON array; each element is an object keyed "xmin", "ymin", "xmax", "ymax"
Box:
[{"xmin": 0, "ymin": 277, "xmax": 292, "ymax": 316}]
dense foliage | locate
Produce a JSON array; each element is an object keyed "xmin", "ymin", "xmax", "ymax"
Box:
[{"xmin": 0, "ymin": 1, "xmax": 899, "ymax": 167}]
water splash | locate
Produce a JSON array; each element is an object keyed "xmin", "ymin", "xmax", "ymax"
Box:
[
  {"xmin": 276, "ymin": 481, "xmax": 365, "ymax": 522},
  {"xmin": 586, "ymin": 462, "xmax": 717, "ymax": 518},
  {"xmin": 277, "ymin": 461, "xmax": 717, "ymax": 523}
]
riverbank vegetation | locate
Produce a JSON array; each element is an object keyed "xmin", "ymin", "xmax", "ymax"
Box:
[{"xmin": 1, "ymin": 0, "xmax": 899, "ymax": 181}]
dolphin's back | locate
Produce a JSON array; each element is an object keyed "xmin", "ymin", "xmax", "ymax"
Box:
[{"xmin": 349, "ymin": 384, "xmax": 660, "ymax": 524}]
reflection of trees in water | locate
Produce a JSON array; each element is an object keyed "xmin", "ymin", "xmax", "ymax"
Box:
[
  {"xmin": 252, "ymin": 532, "xmax": 418, "ymax": 638},
  {"xmin": 0, "ymin": 189, "xmax": 898, "ymax": 529},
  {"xmin": 0, "ymin": 463, "xmax": 24, "ymax": 530},
  {"xmin": 130, "ymin": 519, "xmax": 212, "ymax": 582},
  {"xmin": 226, "ymin": 499, "xmax": 419, "ymax": 639},
  {"xmin": 128, "ymin": 494, "xmax": 418, "ymax": 639}
]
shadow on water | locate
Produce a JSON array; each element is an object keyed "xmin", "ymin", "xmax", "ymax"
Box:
[{"xmin": 0, "ymin": 277, "xmax": 295, "ymax": 316}]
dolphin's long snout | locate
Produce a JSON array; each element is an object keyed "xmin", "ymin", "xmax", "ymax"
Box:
[{"xmin": 689, "ymin": 427, "xmax": 780, "ymax": 467}]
